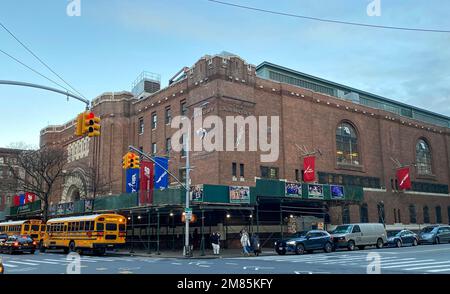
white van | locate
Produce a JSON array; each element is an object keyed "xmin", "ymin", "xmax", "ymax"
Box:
[{"xmin": 331, "ymin": 223, "xmax": 387, "ymax": 250}]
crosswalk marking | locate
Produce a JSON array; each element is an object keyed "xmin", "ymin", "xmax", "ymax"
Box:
[
  {"xmin": 8, "ymin": 261, "xmax": 39, "ymax": 266},
  {"xmin": 427, "ymin": 268, "xmax": 450, "ymax": 273},
  {"xmin": 384, "ymin": 261, "xmax": 450, "ymax": 269},
  {"xmin": 404, "ymin": 262, "xmax": 450, "ymax": 271},
  {"xmin": 24, "ymin": 259, "xmax": 60, "ymax": 265},
  {"xmin": 380, "ymin": 259, "xmax": 434, "ymax": 266},
  {"xmin": 1, "ymin": 263, "xmax": 18, "ymax": 268}
]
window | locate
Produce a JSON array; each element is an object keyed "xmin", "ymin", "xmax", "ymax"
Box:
[
  {"xmin": 342, "ymin": 205, "xmax": 350, "ymax": 224},
  {"xmin": 352, "ymin": 225, "xmax": 361, "ymax": 233},
  {"xmin": 106, "ymin": 223, "xmax": 117, "ymax": 231},
  {"xmin": 260, "ymin": 166, "xmax": 279, "ymax": 179},
  {"xmin": 138, "ymin": 117, "xmax": 144, "ymax": 135},
  {"xmin": 448, "ymin": 206, "xmax": 450, "ymax": 224},
  {"xmin": 336, "ymin": 122, "xmax": 360, "ymax": 165},
  {"xmin": 179, "ymin": 169, "xmax": 187, "ymax": 182},
  {"xmin": 397, "ymin": 209, "xmax": 401, "ymax": 223},
  {"xmin": 360, "ymin": 203, "xmax": 369, "ymax": 223},
  {"xmin": 166, "ymin": 138, "xmax": 171, "ymax": 154},
  {"xmin": 436, "ymin": 206, "xmax": 442, "ymax": 223},
  {"xmin": 151, "ymin": 112, "xmax": 157, "ymax": 129},
  {"xmin": 165, "ymin": 107, "xmax": 172, "ymax": 124},
  {"xmin": 377, "ymin": 202, "xmax": 385, "ymax": 224},
  {"xmin": 232, "ymin": 162, "xmax": 237, "ymax": 177},
  {"xmin": 0, "ymin": 157, "xmax": 3, "ymax": 164},
  {"xmin": 181, "ymin": 101, "xmax": 187, "ymax": 116},
  {"xmin": 394, "ymin": 209, "xmax": 398, "ymax": 223},
  {"xmin": 295, "ymin": 169, "xmax": 300, "ymax": 182},
  {"xmin": 423, "ymin": 206, "xmax": 430, "ymax": 223},
  {"xmin": 96, "ymin": 223, "xmax": 104, "ymax": 232},
  {"xmin": 240, "ymin": 164, "xmax": 245, "ymax": 178},
  {"xmin": 409, "ymin": 205, "xmax": 417, "ymax": 224},
  {"xmin": 416, "ymin": 139, "xmax": 432, "ymax": 175},
  {"xmin": 152, "ymin": 143, "xmax": 157, "ymax": 154}
]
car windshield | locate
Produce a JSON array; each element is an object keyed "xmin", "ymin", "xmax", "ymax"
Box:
[
  {"xmin": 332, "ymin": 225, "xmax": 352, "ymax": 234},
  {"xmin": 387, "ymin": 230, "xmax": 401, "ymax": 237},
  {"xmin": 421, "ymin": 227, "xmax": 437, "ymax": 233}
]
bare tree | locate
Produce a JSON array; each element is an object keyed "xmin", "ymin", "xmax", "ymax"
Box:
[{"xmin": 7, "ymin": 147, "xmax": 67, "ymax": 221}]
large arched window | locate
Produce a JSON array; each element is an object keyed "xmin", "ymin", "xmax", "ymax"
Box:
[
  {"xmin": 377, "ymin": 202, "xmax": 385, "ymax": 224},
  {"xmin": 436, "ymin": 206, "xmax": 442, "ymax": 224},
  {"xmin": 416, "ymin": 139, "xmax": 432, "ymax": 175},
  {"xmin": 423, "ymin": 206, "xmax": 430, "ymax": 224},
  {"xmin": 360, "ymin": 203, "xmax": 369, "ymax": 223},
  {"xmin": 409, "ymin": 204, "xmax": 417, "ymax": 224},
  {"xmin": 336, "ymin": 122, "xmax": 360, "ymax": 165},
  {"xmin": 342, "ymin": 204, "xmax": 351, "ymax": 224}
]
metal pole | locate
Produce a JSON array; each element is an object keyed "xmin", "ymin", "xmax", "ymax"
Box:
[
  {"xmin": 184, "ymin": 129, "xmax": 191, "ymax": 257},
  {"xmin": 172, "ymin": 214, "xmax": 175, "ymax": 251},
  {"xmin": 147, "ymin": 209, "xmax": 151, "ymax": 254},
  {"xmin": 200, "ymin": 209, "xmax": 205, "ymax": 256},
  {"xmin": 157, "ymin": 210, "xmax": 160, "ymax": 255},
  {"xmin": 256, "ymin": 204, "xmax": 260, "ymax": 234},
  {"xmin": 130, "ymin": 211, "xmax": 135, "ymax": 254},
  {"xmin": 280, "ymin": 205, "xmax": 284, "ymax": 240}
]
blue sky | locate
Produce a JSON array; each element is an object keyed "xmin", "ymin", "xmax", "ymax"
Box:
[{"xmin": 1, "ymin": 0, "xmax": 449, "ymax": 147}]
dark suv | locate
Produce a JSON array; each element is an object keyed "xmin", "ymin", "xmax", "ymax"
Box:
[{"xmin": 275, "ymin": 230, "xmax": 333, "ymax": 255}]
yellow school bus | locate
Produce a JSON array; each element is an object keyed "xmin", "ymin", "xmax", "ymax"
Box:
[
  {"xmin": 41, "ymin": 214, "xmax": 126, "ymax": 255},
  {"xmin": 0, "ymin": 219, "xmax": 45, "ymax": 241}
]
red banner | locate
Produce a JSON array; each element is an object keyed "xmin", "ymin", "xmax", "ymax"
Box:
[
  {"xmin": 13, "ymin": 195, "xmax": 20, "ymax": 206},
  {"xmin": 397, "ymin": 167, "xmax": 411, "ymax": 190},
  {"xmin": 139, "ymin": 161, "xmax": 154, "ymax": 205},
  {"xmin": 25, "ymin": 192, "xmax": 36, "ymax": 204},
  {"xmin": 303, "ymin": 156, "xmax": 316, "ymax": 182}
]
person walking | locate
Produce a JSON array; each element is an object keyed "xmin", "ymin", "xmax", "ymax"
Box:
[
  {"xmin": 240, "ymin": 229, "xmax": 251, "ymax": 256},
  {"xmin": 211, "ymin": 232, "xmax": 221, "ymax": 256}
]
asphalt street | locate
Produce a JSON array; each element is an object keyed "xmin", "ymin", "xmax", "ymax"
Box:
[{"xmin": 1, "ymin": 244, "xmax": 450, "ymax": 274}]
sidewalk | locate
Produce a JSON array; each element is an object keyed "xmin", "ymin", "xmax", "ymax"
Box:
[{"xmin": 111, "ymin": 248, "xmax": 277, "ymax": 259}]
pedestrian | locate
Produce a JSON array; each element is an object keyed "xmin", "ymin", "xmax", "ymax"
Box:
[
  {"xmin": 211, "ymin": 232, "xmax": 221, "ymax": 256},
  {"xmin": 250, "ymin": 234, "xmax": 261, "ymax": 256},
  {"xmin": 240, "ymin": 229, "xmax": 251, "ymax": 256}
]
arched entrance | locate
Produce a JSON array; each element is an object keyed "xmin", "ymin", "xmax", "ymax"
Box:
[{"xmin": 61, "ymin": 169, "xmax": 88, "ymax": 203}]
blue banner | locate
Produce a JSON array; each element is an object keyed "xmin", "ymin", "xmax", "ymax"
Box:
[
  {"xmin": 154, "ymin": 157, "xmax": 169, "ymax": 190},
  {"xmin": 126, "ymin": 168, "xmax": 140, "ymax": 193},
  {"xmin": 19, "ymin": 194, "xmax": 25, "ymax": 205}
]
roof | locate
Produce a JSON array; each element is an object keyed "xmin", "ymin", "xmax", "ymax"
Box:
[
  {"xmin": 256, "ymin": 62, "xmax": 450, "ymax": 128},
  {"xmin": 0, "ymin": 220, "xmax": 28, "ymax": 226},
  {"xmin": 46, "ymin": 214, "xmax": 121, "ymax": 223}
]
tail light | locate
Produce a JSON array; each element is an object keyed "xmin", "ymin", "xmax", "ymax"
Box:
[
  {"xmin": 97, "ymin": 232, "xmax": 104, "ymax": 237},
  {"xmin": 119, "ymin": 232, "xmax": 126, "ymax": 237},
  {"xmin": 14, "ymin": 242, "xmax": 19, "ymax": 247},
  {"xmin": 32, "ymin": 241, "xmax": 37, "ymax": 246}
]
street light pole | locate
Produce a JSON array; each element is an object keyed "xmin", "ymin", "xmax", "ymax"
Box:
[{"xmin": 184, "ymin": 129, "xmax": 191, "ymax": 257}]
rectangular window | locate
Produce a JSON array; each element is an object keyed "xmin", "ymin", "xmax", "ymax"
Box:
[
  {"xmin": 232, "ymin": 162, "xmax": 237, "ymax": 177},
  {"xmin": 152, "ymin": 143, "xmax": 157, "ymax": 154},
  {"xmin": 165, "ymin": 107, "xmax": 172, "ymax": 124},
  {"xmin": 166, "ymin": 138, "xmax": 171, "ymax": 154},
  {"xmin": 96, "ymin": 223, "xmax": 104, "ymax": 232},
  {"xmin": 106, "ymin": 223, "xmax": 117, "ymax": 231},
  {"xmin": 138, "ymin": 117, "xmax": 144, "ymax": 134},
  {"xmin": 181, "ymin": 101, "xmax": 187, "ymax": 116},
  {"xmin": 151, "ymin": 112, "xmax": 157, "ymax": 129},
  {"xmin": 260, "ymin": 166, "xmax": 279, "ymax": 179},
  {"xmin": 295, "ymin": 169, "xmax": 300, "ymax": 182},
  {"xmin": 240, "ymin": 164, "xmax": 245, "ymax": 178}
]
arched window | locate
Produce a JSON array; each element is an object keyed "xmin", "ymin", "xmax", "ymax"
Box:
[
  {"xmin": 377, "ymin": 202, "xmax": 385, "ymax": 224},
  {"xmin": 416, "ymin": 139, "xmax": 432, "ymax": 175},
  {"xmin": 336, "ymin": 122, "xmax": 359, "ymax": 165},
  {"xmin": 423, "ymin": 206, "xmax": 430, "ymax": 224},
  {"xmin": 342, "ymin": 204, "xmax": 350, "ymax": 224},
  {"xmin": 409, "ymin": 204, "xmax": 417, "ymax": 224},
  {"xmin": 435, "ymin": 206, "xmax": 442, "ymax": 224},
  {"xmin": 360, "ymin": 203, "xmax": 369, "ymax": 223}
]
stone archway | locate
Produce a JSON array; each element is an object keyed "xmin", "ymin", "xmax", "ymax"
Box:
[{"xmin": 62, "ymin": 168, "xmax": 88, "ymax": 203}]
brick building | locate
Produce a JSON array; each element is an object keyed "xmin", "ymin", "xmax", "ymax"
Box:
[
  {"xmin": 40, "ymin": 52, "xmax": 450, "ymax": 228},
  {"xmin": 0, "ymin": 148, "xmax": 25, "ymax": 220}
]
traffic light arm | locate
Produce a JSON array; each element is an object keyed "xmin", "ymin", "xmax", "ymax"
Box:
[
  {"xmin": 128, "ymin": 145, "xmax": 188, "ymax": 191},
  {"xmin": 0, "ymin": 80, "xmax": 90, "ymax": 109}
]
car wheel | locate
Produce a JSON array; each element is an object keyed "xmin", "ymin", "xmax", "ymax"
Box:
[
  {"xmin": 324, "ymin": 242, "xmax": 333, "ymax": 253},
  {"xmin": 396, "ymin": 240, "xmax": 402, "ymax": 248},
  {"xmin": 412, "ymin": 239, "xmax": 418, "ymax": 246},
  {"xmin": 8, "ymin": 247, "xmax": 14, "ymax": 255},
  {"xmin": 435, "ymin": 237, "xmax": 440, "ymax": 245},
  {"xmin": 376, "ymin": 238, "xmax": 384, "ymax": 249},
  {"xmin": 276, "ymin": 249, "xmax": 286, "ymax": 255},
  {"xmin": 347, "ymin": 241, "xmax": 355, "ymax": 251},
  {"xmin": 69, "ymin": 241, "xmax": 76, "ymax": 252},
  {"xmin": 295, "ymin": 244, "xmax": 305, "ymax": 255},
  {"xmin": 95, "ymin": 248, "xmax": 106, "ymax": 256}
]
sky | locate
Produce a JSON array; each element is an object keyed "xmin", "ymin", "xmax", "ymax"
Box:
[{"xmin": 0, "ymin": 0, "xmax": 449, "ymax": 147}]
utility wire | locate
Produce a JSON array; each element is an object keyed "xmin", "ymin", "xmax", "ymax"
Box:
[
  {"xmin": 207, "ymin": 0, "xmax": 450, "ymax": 33},
  {"xmin": 0, "ymin": 48, "xmax": 76, "ymax": 96},
  {"xmin": 0, "ymin": 21, "xmax": 87, "ymax": 99}
]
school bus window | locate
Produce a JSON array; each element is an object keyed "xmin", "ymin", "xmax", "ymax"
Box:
[
  {"xmin": 106, "ymin": 223, "xmax": 117, "ymax": 231},
  {"xmin": 80, "ymin": 221, "xmax": 85, "ymax": 231},
  {"xmin": 119, "ymin": 224, "xmax": 126, "ymax": 232},
  {"xmin": 31, "ymin": 225, "xmax": 39, "ymax": 231},
  {"xmin": 96, "ymin": 223, "xmax": 104, "ymax": 231}
]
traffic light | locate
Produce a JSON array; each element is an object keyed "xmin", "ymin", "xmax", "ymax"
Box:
[
  {"xmin": 82, "ymin": 112, "xmax": 101, "ymax": 137},
  {"xmin": 74, "ymin": 113, "xmax": 84, "ymax": 136},
  {"xmin": 122, "ymin": 152, "xmax": 140, "ymax": 169}
]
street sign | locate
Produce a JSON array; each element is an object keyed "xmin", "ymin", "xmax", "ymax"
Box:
[{"xmin": 185, "ymin": 208, "xmax": 193, "ymax": 221}]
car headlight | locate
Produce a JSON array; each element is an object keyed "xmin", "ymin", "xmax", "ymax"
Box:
[{"xmin": 286, "ymin": 241, "xmax": 296, "ymax": 245}]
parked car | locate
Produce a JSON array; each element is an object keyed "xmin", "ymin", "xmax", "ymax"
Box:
[
  {"xmin": 331, "ymin": 223, "xmax": 387, "ymax": 251},
  {"xmin": 0, "ymin": 234, "xmax": 8, "ymax": 244},
  {"xmin": 419, "ymin": 225, "xmax": 450, "ymax": 244},
  {"xmin": 275, "ymin": 230, "xmax": 333, "ymax": 255},
  {"xmin": 0, "ymin": 235, "xmax": 36, "ymax": 254},
  {"xmin": 386, "ymin": 230, "xmax": 419, "ymax": 247}
]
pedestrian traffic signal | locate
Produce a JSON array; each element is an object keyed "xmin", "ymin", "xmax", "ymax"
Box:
[{"xmin": 122, "ymin": 152, "xmax": 140, "ymax": 169}]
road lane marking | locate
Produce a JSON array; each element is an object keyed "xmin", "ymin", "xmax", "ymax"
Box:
[
  {"xmin": 384, "ymin": 261, "xmax": 450, "ymax": 269},
  {"xmin": 427, "ymin": 268, "xmax": 450, "ymax": 273},
  {"xmin": 1, "ymin": 263, "xmax": 18, "ymax": 268},
  {"xmin": 8, "ymin": 261, "xmax": 39, "ymax": 266},
  {"xmin": 24, "ymin": 259, "xmax": 59, "ymax": 264},
  {"xmin": 405, "ymin": 263, "xmax": 450, "ymax": 271},
  {"xmin": 381, "ymin": 259, "xmax": 434, "ymax": 266}
]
